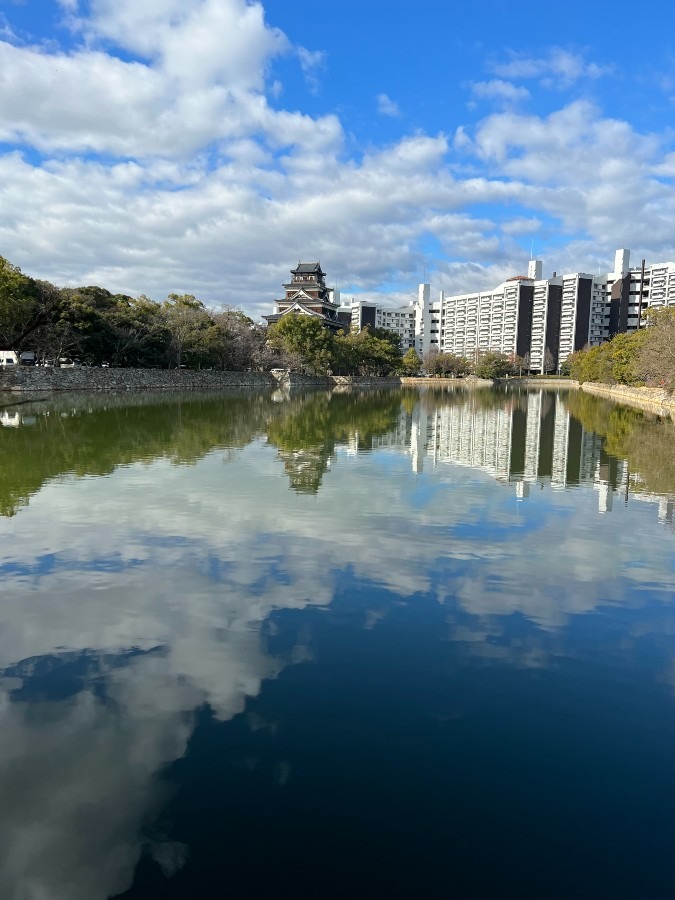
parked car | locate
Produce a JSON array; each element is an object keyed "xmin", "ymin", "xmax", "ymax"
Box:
[{"xmin": 0, "ymin": 350, "xmax": 36, "ymax": 366}]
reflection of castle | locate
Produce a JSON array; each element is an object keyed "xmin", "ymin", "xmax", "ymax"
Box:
[{"xmin": 275, "ymin": 447, "xmax": 333, "ymax": 494}]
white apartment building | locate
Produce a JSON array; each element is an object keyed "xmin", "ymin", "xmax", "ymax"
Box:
[
  {"xmin": 588, "ymin": 249, "xmax": 675, "ymax": 348},
  {"xmin": 414, "ymin": 248, "xmax": 675, "ymax": 370},
  {"xmin": 415, "ymin": 275, "xmax": 536, "ymax": 364},
  {"xmin": 348, "ymin": 300, "xmax": 417, "ymax": 350},
  {"xmin": 342, "ymin": 248, "xmax": 675, "ymax": 368}
]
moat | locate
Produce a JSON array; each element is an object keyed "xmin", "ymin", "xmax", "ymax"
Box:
[{"xmin": 1, "ymin": 386, "xmax": 675, "ymax": 898}]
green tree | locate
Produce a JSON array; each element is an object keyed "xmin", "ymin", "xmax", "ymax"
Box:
[
  {"xmin": 400, "ymin": 348, "xmax": 421, "ymax": 375},
  {"xmin": 268, "ymin": 314, "xmax": 335, "ymax": 374},
  {"xmin": 106, "ymin": 295, "xmax": 170, "ymax": 367},
  {"xmin": 0, "ymin": 257, "xmax": 61, "ymax": 350},
  {"xmin": 567, "ymin": 329, "xmax": 647, "ymax": 386},
  {"xmin": 473, "ymin": 351, "xmax": 512, "ymax": 380},
  {"xmin": 333, "ymin": 327, "xmax": 402, "ymax": 375},
  {"xmin": 161, "ymin": 294, "xmax": 211, "ymax": 368}
]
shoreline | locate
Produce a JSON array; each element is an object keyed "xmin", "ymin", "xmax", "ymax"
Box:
[{"xmin": 2, "ymin": 368, "xmax": 674, "ymax": 419}]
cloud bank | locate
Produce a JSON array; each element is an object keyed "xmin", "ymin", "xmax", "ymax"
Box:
[{"xmin": 0, "ymin": 3, "xmax": 673, "ymax": 317}]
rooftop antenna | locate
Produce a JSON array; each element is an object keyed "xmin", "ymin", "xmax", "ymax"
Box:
[{"xmin": 530, "ymin": 239, "xmax": 534, "ymax": 261}]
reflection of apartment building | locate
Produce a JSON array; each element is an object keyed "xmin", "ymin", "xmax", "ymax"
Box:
[
  {"xmin": 370, "ymin": 390, "xmax": 673, "ymax": 525},
  {"xmin": 413, "ymin": 248, "xmax": 675, "ymax": 370},
  {"xmin": 358, "ymin": 387, "xmax": 675, "ymax": 525},
  {"xmin": 425, "ymin": 401, "xmax": 514, "ymax": 481},
  {"xmin": 370, "ymin": 408, "xmax": 412, "ymax": 450},
  {"xmin": 630, "ymin": 494, "xmax": 675, "ymax": 529}
]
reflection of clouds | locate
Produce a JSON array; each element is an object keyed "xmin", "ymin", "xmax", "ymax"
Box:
[
  {"xmin": 0, "ymin": 618, "xmax": 282, "ymax": 900},
  {"xmin": 1, "ymin": 439, "xmax": 675, "ymax": 655},
  {"xmin": 0, "ymin": 657, "xmax": 197, "ymax": 900},
  {"xmin": 1, "ymin": 421, "xmax": 675, "ymax": 897}
]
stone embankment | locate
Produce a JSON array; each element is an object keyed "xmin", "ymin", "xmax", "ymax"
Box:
[
  {"xmin": 0, "ymin": 367, "xmax": 272, "ymax": 392},
  {"xmin": 0, "ymin": 367, "xmax": 404, "ymax": 393},
  {"xmin": 401, "ymin": 376, "xmax": 493, "ymax": 387},
  {"xmin": 579, "ymin": 382, "xmax": 675, "ymax": 419},
  {"xmin": 2, "ymin": 367, "xmax": 673, "ymax": 418}
]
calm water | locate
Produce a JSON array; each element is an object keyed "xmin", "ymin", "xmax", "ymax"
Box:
[{"xmin": 1, "ymin": 386, "xmax": 675, "ymax": 899}]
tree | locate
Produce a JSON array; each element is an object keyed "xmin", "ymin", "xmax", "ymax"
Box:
[
  {"xmin": 435, "ymin": 353, "xmax": 471, "ymax": 377},
  {"xmin": 268, "ymin": 314, "xmax": 335, "ymax": 375},
  {"xmin": 422, "ymin": 346, "xmax": 440, "ymax": 375},
  {"xmin": 161, "ymin": 294, "xmax": 211, "ymax": 368},
  {"xmin": 205, "ymin": 309, "xmax": 257, "ymax": 370},
  {"xmin": 544, "ymin": 347, "xmax": 555, "ymax": 374},
  {"xmin": 106, "ymin": 295, "xmax": 169, "ymax": 367},
  {"xmin": 636, "ymin": 307, "xmax": 675, "ymax": 388},
  {"xmin": 567, "ymin": 329, "xmax": 647, "ymax": 386},
  {"xmin": 332, "ymin": 327, "xmax": 402, "ymax": 376},
  {"xmin": 400, "ymin": 348, "xmax": 421, "ymax": 375},
  {"xmin": 559, "ymin": 356, "xmax": 572, "ymax": 377},
  {"xmin": 0, "ymin": 257, "xmax": 62, "ymax": 350},
  {"xmin": 473, "ymin": 351, "xmax": 512, "ymax": 380}
]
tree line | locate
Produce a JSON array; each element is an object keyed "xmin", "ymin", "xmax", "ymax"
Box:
[
  {"xmin": 267, "ymin": 314, "xmax": 547, "ymax": 378},
  {"xmin": 0, "ymin": 255, "xmax": 410, "ymax": 374},
  {"xmin": 0, "ymin": 255, "xmax": 276, "ymax": 370},
  {"xmin": 564, "ymin": 307, "xmax": 675, "ymax": 389},
  {"xmin": 0, "ymin": 254, "xmax": 408, "ymax": 373}
]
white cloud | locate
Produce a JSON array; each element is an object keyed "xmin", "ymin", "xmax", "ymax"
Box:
[
  {"xmin": 0, "ymin": 7, "xmax": 674, "ymax": 318},
  {"xmin": 296, "ymin": 46, "xmax": 325, "ymax": 94},
  {"xmin": 377, "ymin": 92, "xmax": 401, "ymax": 117},
  {"xmin": 500, "ymin": 217, "xmax": 542, "ymax": 236},
  {"xmin": 492, "ymin": 47, "xmax": 611, "ymax": 89},
  {"xmin": 470, "ymin": 79, "xmax": 530, "ymax": 103}
]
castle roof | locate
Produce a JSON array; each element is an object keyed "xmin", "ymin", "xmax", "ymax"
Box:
[{"xmin": 292, "ymin": 262, "xmax": 324, "ymax": 275}]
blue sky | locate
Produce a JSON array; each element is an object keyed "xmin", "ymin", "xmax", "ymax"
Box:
[{"xmin": 1, "ymin": 0, "xmax": 674, "ymax": 317}]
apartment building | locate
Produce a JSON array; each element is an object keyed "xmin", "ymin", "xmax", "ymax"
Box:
[
  {"xmin": 339, "ymin": 248, "xmax": 675, "ymax": 368},
  {"xmin": 588, "ymin": 250, "xmax": 675, "ymax": 347},
  {"xmin": 348, "ymin": 300, "xmax": 417, "ymax": 350},
  {"xmin": 415, "ymin": 248, "xmax": 675, "ymax": 370},
  {"xmin": 416, "ymin": 274, "xmax": 536, "ymax": 364}
]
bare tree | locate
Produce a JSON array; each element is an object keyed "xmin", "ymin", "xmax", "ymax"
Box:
[
  {"xmin": 544, "ymin": 347, "xmax": 555, "ymax": 374},
  {"xmin": 636, "ymin": 308, "xmax": 675, "ymax": 388}
]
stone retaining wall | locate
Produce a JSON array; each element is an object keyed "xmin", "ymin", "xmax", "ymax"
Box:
[
  {"xmin": 0, "ymin": 366, "xmax": 404, "ymax": 393},
  {"xmin": 401, "ymin": 377, "xmax": 494, "ymax": 387},
  {"xmin": 4, "ymin": 367, "xmax": 673, "ymax": 418},
  {"xmin": 330, "ymin": 375, "xmax": 401, "ymax": 387},
  {"xmin": 579, "ymin": 382, "xmax": 675, "ymax": 419},
  {"xmin": 0, "ymin": 366, "xmax": 274, "ymax": 392}
]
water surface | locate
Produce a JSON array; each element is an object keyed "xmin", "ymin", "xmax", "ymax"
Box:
[{"xmin": 1, "ymin": 386, "xmax": 675, "ymax": 898}]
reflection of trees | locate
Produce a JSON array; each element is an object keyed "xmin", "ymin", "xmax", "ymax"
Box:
[
  {"xmin": 0, "ymin": 389, "xmax": 409, "ymax": 512},
  {"xmin": 0, "ymin": 392, "xmax": 278, "ymax": 517},
  {"xmin": 565, "ymin": 392, "xmax": 675, "ymax": 497},
  {"xmin": 7, "ymin": 385, "xmax": 673, "ymax": 512},
  {"xmin": 265, "ymin": 391, "xmax": 405, "ymax": 493}
]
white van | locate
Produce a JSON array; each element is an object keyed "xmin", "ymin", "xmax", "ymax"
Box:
[{"xmin": 0, "ymin": 351, "xmax": 36, "ymax": 367}]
